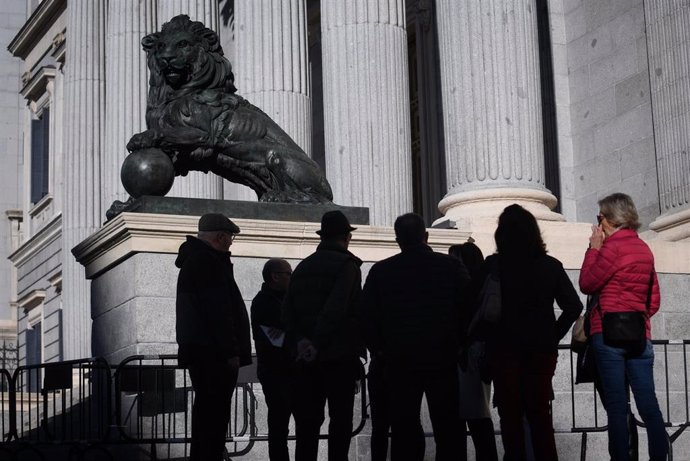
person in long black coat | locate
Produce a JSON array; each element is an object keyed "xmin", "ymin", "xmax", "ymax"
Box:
[
  {"xmin": 175, "ymin": 213, "xmax": 252, "ymax": 461},
  {"xmin": 484, "ymin": 205, "xmax": 582, "ymax": 461},
  {"xmin": 282, "ymin": 210, "xmax": 365, "ymax": 461},
  {"xmin": 362, "ymin": 213, "xmax": 470, "ymax": 461},
  {"xmin": 251, "ymin": 258, "xmax": 294, "ymax": 461}
]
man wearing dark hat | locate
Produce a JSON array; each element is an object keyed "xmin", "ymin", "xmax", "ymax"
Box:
[
  {"xmin": 283, "ymin": 210, "xmax": 365, "ymax": 461},
  {"xmin": 175, "ymin": 213, "xmax": 251, "ymax": 461}
]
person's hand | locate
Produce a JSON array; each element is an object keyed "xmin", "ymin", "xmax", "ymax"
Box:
[
  {"xmin": 227, "ymin": 356, "xmax": 240, "ymax": 369},
  {"xmin": 296, "ymin": 338, "xmax": 318, "ymax": 363},
  {"xmin": 589, "ymin": 225, "xmax": 605, "ymax": 250}
]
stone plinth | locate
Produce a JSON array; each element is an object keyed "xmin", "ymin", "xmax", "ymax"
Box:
[
  {"xmin": 109, "ymin": 195, "xmax": 370, "ymax": 226},
  {"xmin": 72, "ymin": 211, "xmax": 470, "ymax": 364}
]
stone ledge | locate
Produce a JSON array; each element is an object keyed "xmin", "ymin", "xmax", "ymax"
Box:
[
  {"xmin": 110, "ymin": 195, "xmax": 370, "ymax": 225},
  {"xmin": 73, "ymin": 212, "xmax": 472, "ymax": 279}
]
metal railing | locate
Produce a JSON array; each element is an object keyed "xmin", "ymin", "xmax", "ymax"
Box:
[
  {"xmin": 560, "ymin": 339, "xmax": 690, "ymax": 461},
  {"xmin": 0, "ymin": 344, "xmax": 685, "ymax": 460},
  {"xmin": 0, "ymin": 354, "xmax": 368, "ymax": 460}
]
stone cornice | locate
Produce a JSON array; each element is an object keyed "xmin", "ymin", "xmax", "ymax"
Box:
[
  {"xmin": 8, "ymin": 213, "xmax": 62, "ymax": 268},
  {"xmin": 17, "ymin": 289, "xmax": 46, "ymax": 312},
  {"xmin": 72, "ymin": 213, "xmax": 472, "ymax": 279},
  {"xmin": 20, "ymin": 66, "xmax": 56, "ymax": 103},
  {"xmin": 8, "ymin": 0, "xmax": 66, "ymax": 59},
  {"xmin": 29, "ymin": 193, "xmax": 54, "ymax": 219},
  {"xmin": 5, "ymin": 209, "xmax": 22, "ymax": 221}
]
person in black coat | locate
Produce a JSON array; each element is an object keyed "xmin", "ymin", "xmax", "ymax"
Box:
[
  {"xmin": 175, "ymin": 213, "xmax": 251, "ymax": 461},
  {"xmin": 362, "ymin": 213, "xmax": 470, "ymax": 461},
  {"xmin": 448, "ymin": 242, "xmax": 498, "ymax": 461},
  {"xmin": 484, "ymin": 205, "xmax": 583, "ymax": 461},
  {"xmin": 251, "ymin": 258, "xmax": 294, "ymax": 461},
  {"xmin": 282, "ymin": 210, "xmax": 365, "ymax": 461}
]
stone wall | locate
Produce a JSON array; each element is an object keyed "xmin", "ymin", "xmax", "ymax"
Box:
[{"xmin": 560, "ymin": 0, "xmax": 659, "ymax": 228}]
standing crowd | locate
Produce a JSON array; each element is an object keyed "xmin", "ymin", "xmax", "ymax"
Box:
[{"xmin": 175, "ymin": 192, "xmax": 667, "ymax": 461}]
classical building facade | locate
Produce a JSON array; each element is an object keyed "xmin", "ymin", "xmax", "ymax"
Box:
[{"xmin": 2, "ymin": 0, "xmax": 690, "ymax": 458}]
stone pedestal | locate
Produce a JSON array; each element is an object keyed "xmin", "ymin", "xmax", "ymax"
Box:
[{"xmin": 72, "ymin": 210, "xmax": 469, "ymax": 364}]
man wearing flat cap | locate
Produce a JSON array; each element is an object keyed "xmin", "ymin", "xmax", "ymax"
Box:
[
  {"xmin": 175, "ymin": 213, "xmax": 251, "ymax": 461},
  {"xmin": 283, "ymin": 210, "xmax": 365, "ymax": 461}
]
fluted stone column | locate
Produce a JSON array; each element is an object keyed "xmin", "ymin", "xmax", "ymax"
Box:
[
  {"xmin": 229, "ymin": 0, "xmax": 311, "ymax": 202},
  {"xmin": 104, "ymin": 1, "xmax": 157, "ymax": 212},
  {"xmin": 435, "ymin": 0, "xmax": 562, "ymax": 223},
  {"xmin": 236, "ymin": 0, "xmax": 312, "ymax": 157},
  {"xmin": 158, "ymin": 0, "xmax": 219, "ymax": 30},
  {"xmin": 63, "ymin": 0, "xmax": 107, "ymax": 360},
  {"xmin": 158, "ymin": 0, "xmax": 223, "ymax": 199},
  {"xmin": 321, "ymin": 0, "xmax": 413, "ymax": 226},
  {"xmin": 645, "ymin": 2, "xmax": 690, "ymax": 240}
]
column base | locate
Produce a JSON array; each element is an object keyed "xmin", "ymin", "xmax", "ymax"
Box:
[
  {"xmin": 436, "ymin": 187, "xmax": 565, "ymax": 224},
  {"xmin": 434, "ymin": 188, "xmax": 566, "ymax": 256},
  {"xmin": 649, "ymin": 207, "xmax": 690, "ymax": 241}
]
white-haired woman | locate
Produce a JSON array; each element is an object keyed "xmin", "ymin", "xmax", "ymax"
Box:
[{"xmin": 579, "ymin": 193, "xmax": 667, "ymax": 461}]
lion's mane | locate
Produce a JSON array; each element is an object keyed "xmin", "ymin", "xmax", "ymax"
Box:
[{"xmin": 141, "ymin": 15, "xmax": 237, "ymax": 114}]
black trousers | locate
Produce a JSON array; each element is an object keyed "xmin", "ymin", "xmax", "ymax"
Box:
[
  {"xmin": 367, "ymin": 358, "xmax": 390, "ymax": 461},
  {"xmin": 259, "ymin": 371, "xmax": 294, "ymax": 461},
  {"xmin": 188, "ymin": 357, "xmax": 239, "ymax": 461},
  {"xmin": 368, "ymin": 357, "xmax": 426, "ymax": 461},
  {"xmin": 293, "ymin": 357, "xmax": 360, "ymax": 461},
  {"xmin": 387, "ymin": 365, "xmax": 461, "ymax": 461}
]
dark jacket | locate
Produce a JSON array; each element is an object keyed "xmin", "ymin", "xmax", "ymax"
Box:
[
  {"xmin": 282, "ymin": 241, "xmax": 364, "ymax": 362},
  {"xmin": 251, "ymin": 283, "xmax": 291, "ymax": 377},
  {"xmin": 175, "ymin": 236, "xmax": 252, "ymax": 366},
  {"xmin": 362, "ymin": 243, "xmax": 471, "ymax": 370},
  {"xmin": 483, "ymin": 253, "xmax": 583, "ymax": 354},
  {"xmin": 579, "ymin": 228, "xmax": 660, "ymax": 338}
]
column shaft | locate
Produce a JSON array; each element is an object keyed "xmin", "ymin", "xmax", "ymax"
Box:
[
  {"xmin": 644, "ymin": 2, "xmax": 690, "ymax": 213},
  {"xmin": 435, "ymin": 0, "xmax": 560, "ymax": 221},
  {"xmin": 104, "ymin": 0, "xmax": 157, "ymax": 211},
  {"xmin": 236, "ymin": 0, "xmax": 311, "ymax": 157},
  {"xmin": 63, "ymin": 0, "xmax": 107, "ymax": 360},
  {"xmin": 321, "ymin": 0, "xmax": 413, "ymax": 226},
  {"xmin": 157, "ymin": 0, "xmax": 223, "ymax": 199}
]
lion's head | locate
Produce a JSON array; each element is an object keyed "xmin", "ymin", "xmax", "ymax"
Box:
[{"xmin": 142, "ymin": 15, "xmax": 236, "ymax": 98}]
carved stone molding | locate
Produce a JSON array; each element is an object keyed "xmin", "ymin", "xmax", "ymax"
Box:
[
  {"xmin": 51, "ymin": 30, "xmax": 66, "ymax": 63},
  {"xmin": 17, "ymin": 289, "xmax": 46, "ymax": 313},
  {"xmin": 8, "ymin": 0, "xmax": 66, "ymax": 59}
]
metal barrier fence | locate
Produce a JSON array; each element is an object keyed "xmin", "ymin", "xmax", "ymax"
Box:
[
  {"xmin": 113, "ymin": 355, "xmax": 257, "ymax": 459},
  {"xmin": 0, "ymin": 355, "xmax": 368, "ymax": 460},
  {"xmin": 558, "ymin": 339, "xmax": 690, "ymax": 461},
  {"xmin": 0, "ymin": 345, "xmax": 685, "ymax": 460}
]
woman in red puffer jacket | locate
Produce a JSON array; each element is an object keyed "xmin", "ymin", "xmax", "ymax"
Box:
[{"xmin": 579, "ymin": 193, "xmax": 667, "ymax": 461}]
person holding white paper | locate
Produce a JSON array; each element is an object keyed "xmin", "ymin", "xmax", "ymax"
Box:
[{"xmin": 251, "ymin": 259, "xmax": 294, "ymax": 461}]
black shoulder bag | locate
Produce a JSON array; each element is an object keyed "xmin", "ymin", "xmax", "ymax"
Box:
[{"xmin": 601, "ymin": 272, "xmax": 654, "ymax": 355}]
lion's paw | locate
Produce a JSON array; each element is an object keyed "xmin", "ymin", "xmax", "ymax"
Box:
[{"xmin": 127, "ymin": 130, "xmax": 158, "ymax": 152}]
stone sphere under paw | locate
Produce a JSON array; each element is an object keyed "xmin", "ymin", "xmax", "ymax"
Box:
[{"xmin": 121, "ymin": 148, "xmax": 175, "ymax": 198}]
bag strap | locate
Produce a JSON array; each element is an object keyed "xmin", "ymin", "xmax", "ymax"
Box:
[
  {"xmin": 644, "ymin": 271, "xmax": 654, "ymax": 315},
  {"xmin": 586, "ymin": 293, "xmax": 599, "ymax": 315}
]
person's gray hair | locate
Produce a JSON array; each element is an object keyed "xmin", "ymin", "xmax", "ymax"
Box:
[
  {"xmin": 197, "ymin": 230, "xmax": 222, "ymax": 240},
  {"xmin": 598, "ymin": 193, "xmax": 640, "ymax": 231}
]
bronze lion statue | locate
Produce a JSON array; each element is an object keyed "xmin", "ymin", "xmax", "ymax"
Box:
[{"xmin": 126, "ymin": 15, "xmax": 333, "ymax": 203}]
